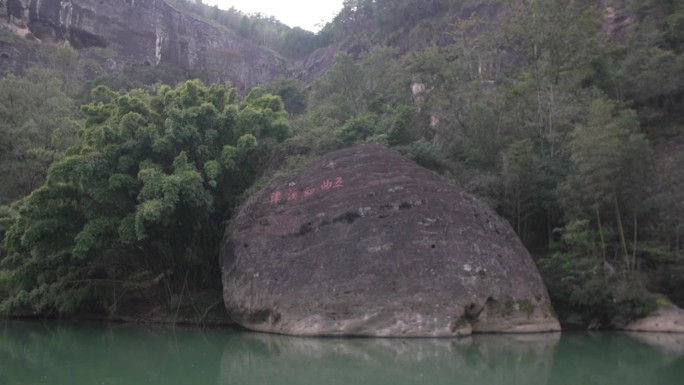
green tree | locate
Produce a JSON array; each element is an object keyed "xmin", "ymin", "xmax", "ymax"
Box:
[
  {"xmin": 561, "ymin": 98, "xmax": 653, "ymax": 271},
  {"xmin": 502, "ymin": 139, "xmax": 540, "ymax": 240},
  {"xmin": 0, "ymin": 80, "xmax": 289, "ymax": 317},
  {"xmin": 335, "ymin": 112, "xmax": 379, "ymax": 144},
  {"xmin": 310, "ymin": 53, "xmax": 365, "ymax": 122},
  {"xmin": 359, "ymin": 46, "xmax": 411, "ymax": 111},
  {"xmin": 0, "ymin": 69, "xmax": 80, "ymax": 204},
  {"xmin": 540, "ymin": 219, "xmax": 656, "ymax": 328},
  {"xmin": 307, "ymin": 48, "xmax": 414, "ymax": 152},
  {"xmin": 264, "ymin": 77, "xmax": 307, "ymax": 116},
  {"xmin": 617, "ymin": 0, "xmax": 684, "ymax": 135}
]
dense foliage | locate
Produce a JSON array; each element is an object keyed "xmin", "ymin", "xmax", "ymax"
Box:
[
  {"xmin": 0, "ymin": 0, "xmax": 682, "ymax": 327},
  {"xmin": 0, "ymin": 69, "xmax": 80, "ymax": 204},
  {"xmin": 292, "ymin": 0, "xmax": 684, "ymax": 328},
  {"xmin": 0, "ymin": 80, "xmax": 288, "ymax": 318}
]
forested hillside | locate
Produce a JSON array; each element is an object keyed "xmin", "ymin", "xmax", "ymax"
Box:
[{"xmin": 1, "ymin": 0, "xmax": 682, "ymax": 328}]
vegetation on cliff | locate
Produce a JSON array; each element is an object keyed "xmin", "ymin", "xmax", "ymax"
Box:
[
  {"xmin": 163, "ymin": 0, "xmax": 330, "ymax": 59},
  {"xmin": 0, "ymin": 0, "xmax": 682, "ymax": 328}
]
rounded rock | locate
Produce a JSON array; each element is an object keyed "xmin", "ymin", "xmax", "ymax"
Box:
[{"xmin": 221, "ymin": 144, "xmax": 560, "ymax": 336}]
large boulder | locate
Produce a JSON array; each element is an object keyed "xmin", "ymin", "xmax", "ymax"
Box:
[{"xmin": 221, "ymin": 144, "xmax": 560, "ymax": 336}]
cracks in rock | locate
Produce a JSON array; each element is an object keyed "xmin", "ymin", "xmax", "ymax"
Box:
[
  {"xmin": 332, "ymin": 210, "xmax": 361, "ymax": 224},
  {"xmin": 464, "ymin": 301, "xmax": 485, "ymax": 322},
  {"xmin": 297, "ymin": 222, "xmax": 314, "ymax": 236}
]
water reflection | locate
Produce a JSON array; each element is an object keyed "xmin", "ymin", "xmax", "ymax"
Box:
[
  {"xmin": 625, "ymin": 332, "xmax": 684, "ymax": 355},
  {"xmin": 0, "ymin": 321, "xmax": 225, "ymax": 385},
  {"xmin": 219, "ymin": 333, "xmax": 560, "ymax": 385},
  {"xmin": 549, "ymin": 332, "xmax": 684, "ymax": 385},
  {"xmin": 0, "ymin": 321, "xmax": 682, "ymax": 385}
]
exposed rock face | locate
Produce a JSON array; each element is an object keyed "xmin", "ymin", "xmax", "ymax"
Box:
[
  {"xmin": 623, "ymin": 305, "xmax": 684, "ymax": 333},
  {"xmin": 290, "ymin": 43, "xmax": 339, "ymax": 84},
  {"xmin": 221, "ymin": 144, "xmax": 560, "ymax": 337},
  {"xmin": 0, "ymin": 0, "xmax": 286, "ymax": 90}
]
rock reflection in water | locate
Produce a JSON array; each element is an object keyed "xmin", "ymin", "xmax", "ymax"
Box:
[
  {"xmin": 219, "ymin": 332, "xmax": 561, "ymax": 385},
  {"xmin": 2, "ymin": 321, "xmax": 682, "ymax": 385},
  {"xmin": 625, "ymin": 332, "xmax": 684, "ymax": 356}
]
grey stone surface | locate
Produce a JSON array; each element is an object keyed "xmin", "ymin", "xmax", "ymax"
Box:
[
  {"xmin": 623, "ymin": 305, "xmax": 684, "ymax": 333},
  {"xmin": 221, "ymin": 144, "xmax": 560, "ymax": 336},
  {"xmin": 1, "ymin": 0, "xmax": 287, "ymax": 90}
]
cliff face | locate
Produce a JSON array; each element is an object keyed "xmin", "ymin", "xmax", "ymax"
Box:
[
  {"xmin": 0, "ymin": 0, "xmax": 287, "ymax": 90},
  {"xmin": 0, "ymin": 1, "xmax": 635, "ymax": 90}
]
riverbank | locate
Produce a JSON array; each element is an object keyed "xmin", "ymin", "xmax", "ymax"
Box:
[{"xmin": 0, "ymin": 294, "xmax": 233, "ymax": 328}]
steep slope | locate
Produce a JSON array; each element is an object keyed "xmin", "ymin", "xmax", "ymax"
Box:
[{"xmin": 0, "ymin": 0, "xmax": 287, "ymax": 90}]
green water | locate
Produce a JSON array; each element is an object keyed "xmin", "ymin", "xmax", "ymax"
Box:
[{"xmin": 1, "ymin": 321, "xmax": 683, "ymax": 385}]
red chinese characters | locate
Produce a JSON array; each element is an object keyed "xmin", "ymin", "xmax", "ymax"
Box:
[
  {"xmin": 287, "ymin": 188, "xmax": 298, "ymax": 201},
  {"xmin": 270, "ymin": 177, "xmax": 345, "ymax": 204},
  {"xmin": 270, "ymin": 190, "xmax": 282, "ymax": 204}
]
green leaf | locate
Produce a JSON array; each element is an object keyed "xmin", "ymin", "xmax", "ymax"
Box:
[{"xmin": 73, "ymin": 217, "xmax": 117, "ymax": 260}]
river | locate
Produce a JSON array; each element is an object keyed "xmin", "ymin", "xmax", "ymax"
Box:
[{"xmin": 1, "ymin": 320, "xmax": 682, "ymax": 384}]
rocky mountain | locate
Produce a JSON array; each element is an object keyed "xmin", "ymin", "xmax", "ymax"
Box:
[
  {"xmin": 0, "ymin": 0, "xmax": 288, "ymax": 90},
  {"xmin": 0, "ymin": 1, "xmax": 638, "ymax": 90}
]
